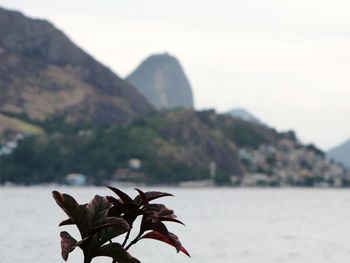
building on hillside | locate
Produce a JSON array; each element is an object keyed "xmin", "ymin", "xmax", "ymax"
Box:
[{"xmin": 65, "ymin": 173, "xmax": 87, "ymax": 186}]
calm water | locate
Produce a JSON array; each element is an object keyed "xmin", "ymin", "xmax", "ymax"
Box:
[{"xmin": 1, "ymin": 187, "xmax": 350, "ymax": 263}]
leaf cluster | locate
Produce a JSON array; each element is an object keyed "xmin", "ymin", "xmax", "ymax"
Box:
[{"xmin": 53, "ymin": 187, "xmax": 189, "ymax": 263}]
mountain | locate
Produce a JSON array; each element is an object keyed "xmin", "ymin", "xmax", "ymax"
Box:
[
  {"xmin": 226, "ymin": 108, "xmax": 263, "ymax": 125},
  {"xmin": 0, "ymin": 7, "xmax": 153, "ymax": 131},
  {"xmin": 126, "ymin": 53, "xmax": 194, "ymax": 110},
  {"xmin": 327, "ymin": 139, "xmax": 350, "ymax": 168}
]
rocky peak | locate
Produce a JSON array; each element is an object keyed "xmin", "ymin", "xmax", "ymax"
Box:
[{"xmin": 126, "ymin": 53, "xmax": 194, "ymax": 110}]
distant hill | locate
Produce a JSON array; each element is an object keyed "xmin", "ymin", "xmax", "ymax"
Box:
[
  {"xmin": 0, "ymin": 7, "xmax": 152, "ymax": 132},
  {"xmin": 2, "ymin": 108, "xmax": 346, "ymax": 186},
  {"xmin": 0, "ymin": 109, "xmax": 279, "ymax": 184},
  {"xmin": 327, "ymin": 139, "xmax": 350, "ymax": 168},
  {"xmin": 226, "ymin": 108, "xmax": 263, "ymax": 125},
  {"xmin": 126, "ymin": 53, "xmax": 194, "ymax": 110}
]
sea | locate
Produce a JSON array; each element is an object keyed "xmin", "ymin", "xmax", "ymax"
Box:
[{"xmin": 1, "ymin": 186, "xmax": 350, "ymax": 263}]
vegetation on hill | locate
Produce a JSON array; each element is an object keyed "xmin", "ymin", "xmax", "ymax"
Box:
[
  {"xmin": 0, "ymin": 113, "xmax": 44, "ymax": 135},
  {"xmin": 0, "ymin": 109, "xmax": 278, "ymax": 185}
]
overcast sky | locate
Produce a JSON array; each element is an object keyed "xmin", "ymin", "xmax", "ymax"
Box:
[{"xmin": 1, "ymin": 0, "xmax": 350, "ymax": 150}]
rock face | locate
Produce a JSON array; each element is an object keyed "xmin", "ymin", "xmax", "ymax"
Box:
[
  {"xmin": 327, "ymin": 139, "xmax": 350, "ymax": 168},
  {"xmin": 0, "ymin": 7, "xmax": 153, "ymax": 127},
  {"xmin": 126, "ymin": 53, "xmax": 194, "ymax": 110}
]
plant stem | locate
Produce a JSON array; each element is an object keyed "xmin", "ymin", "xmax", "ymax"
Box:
[
  {"xmin": 122, "ymin": 229, "xmax": 131, "ymax": 247},
  {"xmin": 125, "ymin": 232, "xmax": 143, "ymax": 250},
  {"xmin": 83, "ymin": 253, "xmax": 92, "ymax": 263}
]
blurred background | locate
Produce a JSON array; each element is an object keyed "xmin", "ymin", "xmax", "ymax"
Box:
[{"xmin": 0, "ymin": 1, "xmax": 350, "ymax": 262}]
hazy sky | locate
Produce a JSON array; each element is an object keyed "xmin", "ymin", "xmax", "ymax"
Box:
[{"xmin": 1, "ymin": 0, "xmax": 350, "ymax": 150}]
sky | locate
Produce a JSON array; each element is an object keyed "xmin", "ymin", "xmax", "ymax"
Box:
[{"xmin": 1, "ymin": 0, "xmax": 350, "ymax": 150}]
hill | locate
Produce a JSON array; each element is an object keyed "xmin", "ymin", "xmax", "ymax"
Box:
[
  {"xmin": 0, "ymin": 109, "xmax": 278, "ymax": 184},
  {"xmin": 0, "ymin": 7, "xmax": 153, "ymax": 132},
  {"xmin": 1, "ymin": 109, "xmax": 347, "ymax": 186},
  {"xmin": 126, "ymin": 53, "xmax": 194, "ymax": 110},
  {"xmin": 327, "ymin": 139, "xmax": 350, "ymax": 168}
]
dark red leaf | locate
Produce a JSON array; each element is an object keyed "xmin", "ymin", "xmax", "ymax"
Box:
[
  {"xmin": 95, "ymin": 243, "xmax": 141, "ymax": 263},
  {"xmin": 123, "ymin": 203, "xmax": 142, "ymax": 226},
  {"xmin": 59, "ymin": 218, "xmax": 74, "ymax": 227},
  {"xmin": 60, "ymin": 231, "xmax": 77, "ymax": 261},
  {"xmin": 108, "ymin": 204, "xmax": 126, "ymax": 217},
  {"xmin": 108, "ymin": 202, "xmax": 141, "ymax": 227},
  {"xmin": 52, "ymin": 191, "xmax": 88, "ymax": 237},
  {"xmin": 134, "ymin": 191, "xmax": 173, "ymax": 206},
  {"xmin": 141, "ymin": 231, "xmax": 190, "ymax": 257},
  {"xmin": 107, "ymin": 186, "xmax": 133, "ymax": 203},
  {"xmin": 78, "ymin": 217, "xmax": 130, "ymax": 247},
  {"xmin": 140, "ymin": 217, "xmax": 170, "ymax": 238},
  {"xmin": 106, "ymin": 196, "xmax": 123, "ymax": 206},
  {"xmin": 158, "ymin": 217, "xmax": 185, "ymax": 225},
  {"xmin": 142, "ymin": 204, "xmax": 176, "ymax": 219},
  {"xmin": 134, "ymin": 188, "xmax": 148, "ymax": 205},
  {"xmin": 93, "ymin": 217, "xmax": 130, "ymax": 234},
  {"xmin": 97, "ymin": 226, "xmax": 128, "ymax": 246},
  {"xmin": 167, "ymin": 232, "xmax": 189, "ymax": 254},
  {"xmin": 85, "ymin": 195, "xmax": 111, "ymax": 228}
]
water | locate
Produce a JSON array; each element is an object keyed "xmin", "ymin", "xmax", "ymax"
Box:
[{"xmin": 1, "ymin": 187, "xmax": 350, "ymax": 263}]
